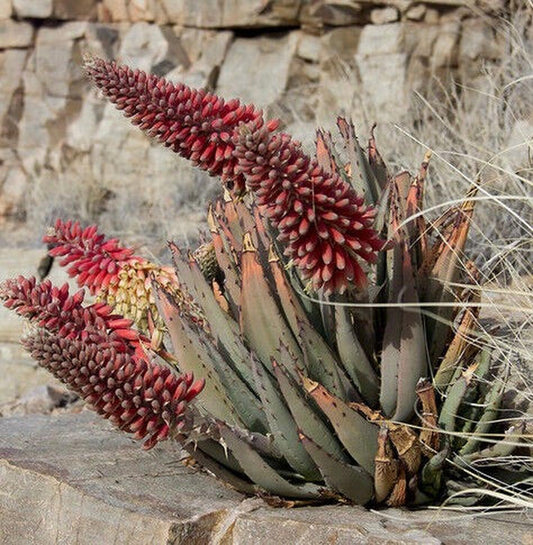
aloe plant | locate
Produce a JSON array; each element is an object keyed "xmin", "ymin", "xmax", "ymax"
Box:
[{"xmin": 1, "ymin": 57, "xmax": 529, "ymax": 507}]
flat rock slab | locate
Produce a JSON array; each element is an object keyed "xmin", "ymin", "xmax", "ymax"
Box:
[{"xmin": 0, "ymin": 413, "xmax": 531, "ymax": 545}]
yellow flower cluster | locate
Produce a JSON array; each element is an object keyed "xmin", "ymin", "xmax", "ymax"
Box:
[{"xmin": 98, "ymin": 260, "xmax": 207, "ymax": 350}]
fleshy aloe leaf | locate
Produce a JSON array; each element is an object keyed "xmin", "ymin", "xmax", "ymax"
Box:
[
  {"xmin": 207, "ymin": 205, "xmax": 241, "ymax": 315},
  {"xmin": 251, "ymin": 354, "xmax": 321, "ymax": 480},
  {"xmin": 458, "ymin": 373, "xmax": 505, "ymax": 456},
  {"xmin": 419, "ymin": 445, "xmax": 449, "ymax": 499},
  {"xmin": 380, "ymin": 178, "xmax": 428, "ymax": 421},
  {"xmin": 299, "ymin": 433, "xmax": 374, "ymax": 505},
  {"xmin": 423, "ymin": 187, "xmax": 478, "ymax": 363},
  {"xmin": 170, "ymin": 241, "xmax": 260, "ymax": 396},
  {"xmin": 181, "ymin": 440, "xmax": 256, "ymax": 495},
  {"xmin": 267, "ymin": 246, "xmax": 347, "ymax": 399},
  {"xmin": 240, "ymin": 197, "xmax": 269, "ymax": 248},
  {"xmin": 337, "ymin": 117, "xmax": 381, "ymax": 205},
  {"xmin": 267, "ymin": 247, "xmax": 309, "ymax": 336},
  {"xmin": 438, "ymin": 363, "xmax": 479, "ymax": 434},
  {"xmin": 213, "ymin": 197, "xmax": 244, "ymax": 254},
  {"xmin": 300, "ymin": 375, "xmax": 378, "ymax": 474},
  {"xmin": 153, "ymin": 283, "xmax": 241, "ymax": 425},
  {"xmin": 240, "ymin": 232, "xmax": 304, "ymax": 374},
  {"xmin": 367, "ymin": 124, "xmax": 389, "ymax": 190},
  {"xmin": 452, "ymin": 349, "xmax": 500, "ymax": 452},
  {"xmin": 433, "ymin": 292, "xmax": 480, "ymax": 390},
  {"xmin": 218, "ymin": 422, "xmax": 322, "ymax": 499},
  {"xmin": 455, "ymin": 425, "xmax": 522, "ymax": 465},
  {"xmin": 297, "ymin": 319, "xmax": 349, "ymax": 400},
  {"xmin": 272, "ymin": 359, "xmax": 349, "ymax": 463},
  {"xmin": 318, "ymin": 296, "xmax": 338, "ymax": 352},
  {"xmin": 192, "ymin": 330, "xmax": 270, "ymax": 433},
  {"xmin": 155, "ymin": 281, "xmax": 270, "ymax": 433},
  {"xmin": 221, "ymin": 189, "xmax": 244, "ymax": 244},
  {"xmin": 332, "ymin": 301, "xmax": 379, "ymax": 406},
  {"xmin": 315, "ymin": 128, "xmax": 339, "ymax": 175}
]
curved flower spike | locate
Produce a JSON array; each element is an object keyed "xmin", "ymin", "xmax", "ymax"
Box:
[
  {"xmin": 24, "ymin": 329, "xmax": 204, "ymax": 449},
  {"xmin": 1, "ymin": 275, "xmax": 204, "ymax": 449},
  {"xmin": 44, "ymin": 219, "xmax": 207, "ymax": 344},
  {"xmin": 85, "ymin": 56, "xmax": 384, "ymax": 293},
  {"xmin": 44, "ymin": 218, "xmax": 138, "ymax": 295},
  {"xmin": 84, "ymin": 55, "xmax": 278, "ymax": 194},
  {"xmin": 0, "ymin": 275, "xmax": 140, "ymax": 354}
]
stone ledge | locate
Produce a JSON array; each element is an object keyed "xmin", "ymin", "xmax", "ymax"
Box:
[
  {"xmin": 0, "ymin": 413, "xmax": 531, "ymax": 544},
  {"xmin": 0, "ymin": 412, "xmax": 244, "ymax": 545}
]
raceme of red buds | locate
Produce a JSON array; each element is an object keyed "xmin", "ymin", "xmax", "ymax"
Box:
[
  {"xmin": 234, "ymin": 123, "xmax": 385, "ymax": 294},
  {"xmin": 84, "ymin": 57, "xmax": 384, "ymax": 293},
  {"xmin": 44, "ymin": 219, "xmax": 138, "ymax": 295},
  {"xmin": 23, "ymin": 329, "xmax": 204, "ymax": 449},
  {"xmin": 0, "ymin": 275, "xmax": 141, "ymax": 355},
  {"xmin": 1, "ymin": 274, "xmax": 205, "ymax": 448},
  {"xmin": 84, "ymin": 56, "xmax": 279, "ymax": 194}
]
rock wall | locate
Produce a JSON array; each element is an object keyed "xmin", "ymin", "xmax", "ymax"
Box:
[{"xmin": 0, "ymin": 0, "xmax": 523, "ymax": 245}]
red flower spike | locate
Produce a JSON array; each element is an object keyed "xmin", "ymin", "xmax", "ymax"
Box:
[
  {"xmin": 44, "ymin": 219, "xmax": 138, "ymax": 295},
  {"xmin": 44, "ymin": 219, "xmax": 207, "ymax": 339},
  {"xmin": 233, "ymin": 123, "xmax": 385, "ymax": 294},
  {"xmin": 1, "ymin": 275, "xmax": 203, "ymax": 448},
  {"xmin": 0, "ymin": 276, "xmax": 143, "ymax": 356},
  {"xmin": 22, "ymin": 329, "xmax": 203, "ymax": 449},
  {"xmin": 84, "ymin": 56, "xmax": 274, "ymax": 194},
  {"xmin": 84, "ymin": 57, "xmax": 384, "ymax": 293}
]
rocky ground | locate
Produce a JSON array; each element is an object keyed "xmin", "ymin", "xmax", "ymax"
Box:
[{"xmin": 1, "ymin": 412, "xmax": 532, "ymax": 545}]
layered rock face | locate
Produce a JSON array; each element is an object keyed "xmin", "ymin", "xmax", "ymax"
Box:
[{"xmin": 0, "ymin": 0, "xmax": 526, "ymax": 242}]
